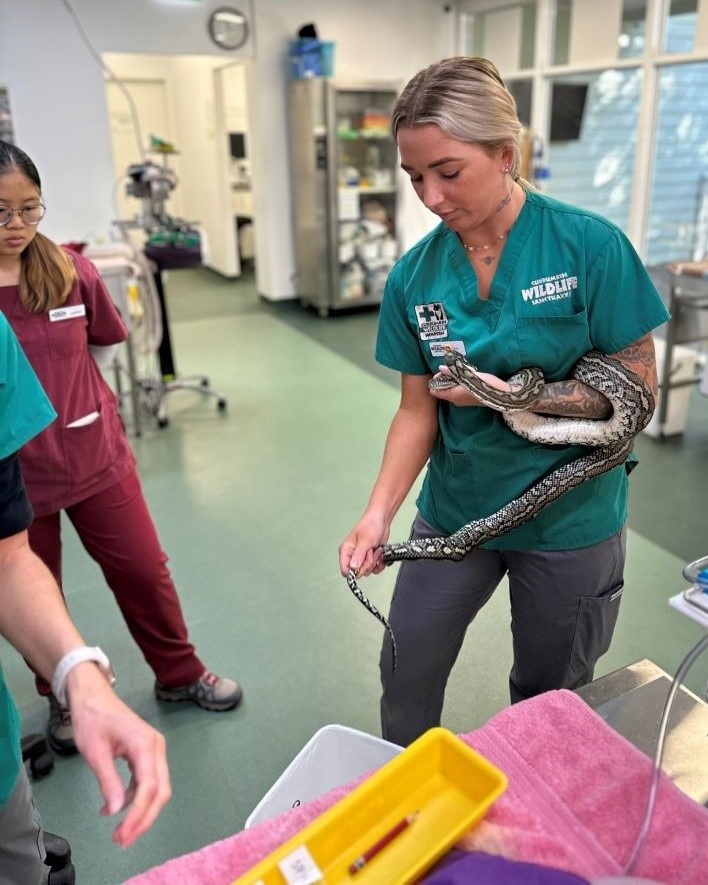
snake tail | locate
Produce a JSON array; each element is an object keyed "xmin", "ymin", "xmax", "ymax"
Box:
[{"xmin": 346, "ymin": 569, "xmax": 398, "ymax": 672}]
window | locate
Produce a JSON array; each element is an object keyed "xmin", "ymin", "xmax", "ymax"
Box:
[
  {"xmin": 645, "ymin": 62, "xmax": 708, "ymax": 264},
  {"xmin": 547, "ymin": 69, "xmax": 643, "ymax": 232},
  {"xmin": 456, "ymin": 0, "xmax": 708, "ymax": 259},
  {"xmin": 618, "ymin": 0, "xmax": 648, "ymax": 60},
  {"xmin": 554, "ymin": 0, "xmax": 649, "ymax": 65},
  {"xmin": 665, "ymin": 0, "xmax": 699, "ymax": 53},
  {"xmin": 462, "ymin": 2, "xmax": 537, "ymax": 73}
]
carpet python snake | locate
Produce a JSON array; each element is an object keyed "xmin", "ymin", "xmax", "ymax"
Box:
[{"xmin": 346, "ymin": 348, "xmax": 655, "ymax": 671}]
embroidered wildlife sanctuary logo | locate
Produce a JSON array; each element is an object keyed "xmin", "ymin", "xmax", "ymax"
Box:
[
  {"xmin": 521, "ymin": 272, "xmax": 577, "ymax": 306},
  {"xmin": 415, "ymin": 302, "xmax": 449, "ymax": 340}
]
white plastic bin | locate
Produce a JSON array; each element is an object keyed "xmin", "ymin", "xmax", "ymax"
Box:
[
  {"xmin": 244, "ymin": 725, "xmax": 402, "ymax": 828},
  {"xmin": 643, "ymin": 336, "xmax": 697, "ymax": 437}
]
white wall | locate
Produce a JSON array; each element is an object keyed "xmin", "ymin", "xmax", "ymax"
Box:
[{"xmin": 0, "ymin": 0, "xmax": 447, "ymax": 299}]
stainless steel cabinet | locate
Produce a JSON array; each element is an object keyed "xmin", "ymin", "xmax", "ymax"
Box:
[{"xmin": 288, "ymin": 79, "xmax": 400, "ymax": 316}]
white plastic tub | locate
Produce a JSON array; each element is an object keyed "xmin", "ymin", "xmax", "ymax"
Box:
[{"xmin": 244, "ymin": 724, "xmax": 402, "ymax": 829}]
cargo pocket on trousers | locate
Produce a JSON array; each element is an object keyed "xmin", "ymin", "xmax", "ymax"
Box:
[{"xmin": 570, "ymin": 581, "xmax": 624, "ymax": 676}]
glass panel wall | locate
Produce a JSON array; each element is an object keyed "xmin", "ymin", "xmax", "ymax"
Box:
[
  {"xmin": 645, "ymin": 62, "xmax": 708, "ymax": 265},
  {"xmin": 618, "ymin": 0, "xmax": 648, "ymax": 59},
  {"xmin": 553, "ymin": 0, "xmax": 572, "ymax": 65},
  {"xmin": 546, "ymin": 69, "xmax": 643, "ymax": 231},
  {"xmin": 507, "ymin": 79, "xmax": 533, "ymax": 127},
  {"xmin": 664, "ymin": 0, "xmax": 699, "ymax": 53},
  {"xmin": 458, "ymin": 0, "xmax": 708, "ymax": 259},
  {"xmin": 553, "ymin": 0, "xmax": 644, "ymax": 65},
  {"xmin": 463, "ymin": 2, "xmax": 537, "ymax": 72}
]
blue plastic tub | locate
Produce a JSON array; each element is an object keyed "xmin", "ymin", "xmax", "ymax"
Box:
[{"xmin": 289, "ymin": 39, "xmax": 335, "ymax": 78}]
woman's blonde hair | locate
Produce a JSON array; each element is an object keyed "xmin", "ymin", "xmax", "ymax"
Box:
[
  {"xmin": 392, "ymin": 57, "xmax": 532, "ymax": 188},
  {"xmin": 0, "ymin": 140, "xmax": 76, "ymax": 312}
]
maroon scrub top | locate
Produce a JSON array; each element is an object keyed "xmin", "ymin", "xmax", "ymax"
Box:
[{"xmin": 0, "ymin": 249, "xmax": 136, "ymax": 516}]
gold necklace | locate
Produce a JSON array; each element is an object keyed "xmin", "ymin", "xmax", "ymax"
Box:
[{"xmin": 462, "ymin": 229, "xmax": 510, "ymax": 252}]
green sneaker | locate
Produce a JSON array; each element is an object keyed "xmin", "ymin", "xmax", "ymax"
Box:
[
  {"xmin": 47, "ymin": 695, "xmax": 78, "ymax": 756},
  {"xmin": 154, "ymin": 670, "xmax": 243, "ymax": 712}
]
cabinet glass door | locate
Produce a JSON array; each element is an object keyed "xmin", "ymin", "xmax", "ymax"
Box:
[{"xmin": 333, "ymin": 88, "xmax": 398, "ymax": 306}]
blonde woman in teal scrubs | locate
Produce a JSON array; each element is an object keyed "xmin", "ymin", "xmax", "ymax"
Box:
[{"xmin": 339, "ymin": 57, "xmax": 669, "ymax": 746}]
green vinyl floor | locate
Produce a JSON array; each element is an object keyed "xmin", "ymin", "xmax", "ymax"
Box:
[{"xmin": 1, "ymin": 266, "xmax": 707, "ymax": 884}]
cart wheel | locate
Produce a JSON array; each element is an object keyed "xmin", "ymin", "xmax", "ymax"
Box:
[{"xmin": 217, "ymin": 398, "xmax": 227, "ymax": 412}]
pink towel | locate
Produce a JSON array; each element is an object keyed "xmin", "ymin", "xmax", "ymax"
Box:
[{"xmin": 123, "ymin": 690, "xmax": 708, "ymax": 885}]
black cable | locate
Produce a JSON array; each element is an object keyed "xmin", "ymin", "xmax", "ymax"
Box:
[{"xmin": 58, "ymin": 0, "xmax": 146, "ymax": 161}]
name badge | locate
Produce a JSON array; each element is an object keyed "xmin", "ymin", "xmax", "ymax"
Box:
[
  {"xmin": 430, "ymin": 340, "xmax": 466, "ymax": 358},
  {"xmin": 48, "ymin": 304, "xmax": 86, "ymax": 322}
]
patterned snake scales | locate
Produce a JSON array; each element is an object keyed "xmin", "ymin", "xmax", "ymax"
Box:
[{"xmin": 346, "ymin": 349, "xmax": 655, "ymax": 671}]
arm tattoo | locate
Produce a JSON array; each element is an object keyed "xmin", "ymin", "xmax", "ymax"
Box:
[
  {"xmin": 532, "ymin": 380, "xmax": 612, "ymax": 419},
  {"xmin": 611, "ymin": 334, "xmax": 659, "ymax": 399},
  {"xmin": 529, "ymin": 334, "xmax": 658, "ymax": 420}
]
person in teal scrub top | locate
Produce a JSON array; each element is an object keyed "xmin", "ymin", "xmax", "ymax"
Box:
[
  {"xmin": 338, "ymin": 57, "xmax": 669, "ymax": 747},
  {"xmin": 0, "ymin": 313, "xmax": 170, "ymax": 880}
]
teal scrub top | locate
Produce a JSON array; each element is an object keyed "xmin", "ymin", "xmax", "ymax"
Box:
[
  {"xmin": 0, "ymin": 312, "xmax": 56, "ymax": 807},
  {"xmin": 376, "ymin": 189, "xmax": 670, "ymax": 550}
]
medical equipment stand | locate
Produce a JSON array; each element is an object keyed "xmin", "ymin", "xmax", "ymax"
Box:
[
  {"xmin": 116, "ymin": 156, "xmax": 228, "ymax": 429},
  {"xmin": 146, "ymin": 259, "xmax": 228, "ymax": 428}
]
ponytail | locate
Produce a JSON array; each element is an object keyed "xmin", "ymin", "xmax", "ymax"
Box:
[{"xmin": 19, "ymin": 233, "xmax": 76, "ymax": 313}]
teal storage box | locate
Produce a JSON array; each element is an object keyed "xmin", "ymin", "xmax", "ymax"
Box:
[{"xmin": 289, "ymin": 39, "xmax": 335, "ymax": 78}]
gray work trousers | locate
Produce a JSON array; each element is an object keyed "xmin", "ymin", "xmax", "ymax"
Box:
[
  {"xmin": 380, "ymin": 513, "xmax": 627, "ymax": 746},
  {"xmin": 0, "ymin": 766, "xmax": 45, "ymax": 885}
]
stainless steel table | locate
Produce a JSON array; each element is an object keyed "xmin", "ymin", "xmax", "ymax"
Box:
[{"xmin": 576, "ymin": 659, "xmax": 708, "ymax": 805}]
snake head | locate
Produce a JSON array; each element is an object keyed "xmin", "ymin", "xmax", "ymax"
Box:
[{"xmin": 443, "ymin": 348, "xmax": 477, "ymax": 379}]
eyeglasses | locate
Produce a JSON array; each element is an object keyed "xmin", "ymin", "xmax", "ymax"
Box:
[{"xmin": 0, "ymin": 204, "xmax": 46, "ymax": 227}]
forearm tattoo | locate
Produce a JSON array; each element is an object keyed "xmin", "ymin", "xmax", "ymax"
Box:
[
  {"xmin": 532, "ymin": 380, "xmax": 612, "ymax": 419},
  {"xmin": 530, "ymin": 334, "xmax": 658, "ymax": 420}
]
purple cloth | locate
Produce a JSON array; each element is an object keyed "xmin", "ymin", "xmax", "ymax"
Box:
[{"xmin": 422, "ymin": 850, "xmax": 591, "ymax": 884}]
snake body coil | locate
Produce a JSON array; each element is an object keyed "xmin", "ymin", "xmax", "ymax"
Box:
[{"xmin": 346, "ymin": 349, "xmax": 655, "ymax": 671}]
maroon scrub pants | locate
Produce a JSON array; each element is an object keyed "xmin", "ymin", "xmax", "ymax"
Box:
[{"xmin": 28, "ymin": 470, "xmax": 205, "ymax": 695}]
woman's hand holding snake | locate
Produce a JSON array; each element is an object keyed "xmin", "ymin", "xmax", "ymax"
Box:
[
  {"xmin": 338, "ymin": 512, "xmax": 390, "ymax": 579},
  {"xmin": 429, "ymin": 365, "xmax": 512, "ymax": 406}
]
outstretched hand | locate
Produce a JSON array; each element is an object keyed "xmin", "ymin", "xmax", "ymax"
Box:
[{"xmin": 66, "ymin": 664, "xmax": 171, "ymax": 847}]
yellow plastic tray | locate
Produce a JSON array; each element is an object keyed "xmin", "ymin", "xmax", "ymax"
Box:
[{"xmin": 234, "ymin": 726, "xmax": 507, "ymax": 885}]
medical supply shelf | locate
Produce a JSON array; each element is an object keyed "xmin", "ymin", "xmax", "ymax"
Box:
[{"xmin": 288, "ymin": 79, "xmax": 401, "ymax": 317}]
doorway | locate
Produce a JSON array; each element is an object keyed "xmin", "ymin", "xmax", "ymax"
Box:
[{"xmin": 102, "ymin": 52, "xmax": 255, "ymax": 279}]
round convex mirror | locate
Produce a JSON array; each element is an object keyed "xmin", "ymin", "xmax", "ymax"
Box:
[{"xmin": 208, "ymin": 8, "xmax": 249, "ymax": 51}]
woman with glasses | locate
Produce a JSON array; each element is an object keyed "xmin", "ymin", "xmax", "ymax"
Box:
[{"xmin": 0, "ymin": 140, "xmax": 242, "ymax": 755}]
